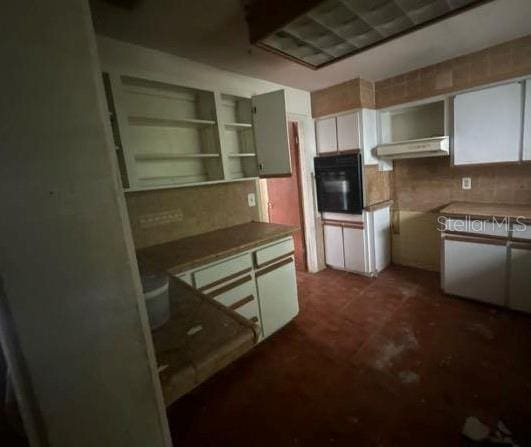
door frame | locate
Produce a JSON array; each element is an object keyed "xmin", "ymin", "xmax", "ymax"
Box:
[{"xmin": 258, "ymin": 117, "xmax": 318, "ymax": 272}]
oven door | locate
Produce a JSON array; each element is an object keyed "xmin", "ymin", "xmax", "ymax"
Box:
[{"xmin": 315, "ymin": 166, "xmax": 363, "ymax": 214}]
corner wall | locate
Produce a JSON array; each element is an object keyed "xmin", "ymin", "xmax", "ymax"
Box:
[{"xmin": 0, "ymin": 2, "xmax": 170, "ymax": 446}]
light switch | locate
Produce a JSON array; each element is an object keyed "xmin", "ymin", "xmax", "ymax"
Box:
[
  {"xmin": 248, "ymin": 193, "xmax": 256, "ymax": 207},
  {"xmin": 462, "ymin": 177, "xmax": 472, "ymax": 190}
]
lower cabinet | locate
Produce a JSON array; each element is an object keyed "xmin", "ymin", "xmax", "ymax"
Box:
[
  {"xmin": 442, "ymin": 235, "xmax": 506, "ymax": 306},
  {"xmin": 322, "ymin": 206, "xmax": 391, "ymax": 276},
  {"xmin": 255, "ymin": 257, "xmax": 299, "ymax": 338},
  {"xmin": 508, "ymin": 242, "xmax": 531, "ymax": 313},
  {"xmin": 323, "ymin": 224, "xmax": 345, "ymax": 269},
  {"xmin": 343, "ymin": 226, "xmax": 365, "ymax": 272},
  {"xmin": 179, "ymin": 236, "xmax": 299, "ymax": 340}
]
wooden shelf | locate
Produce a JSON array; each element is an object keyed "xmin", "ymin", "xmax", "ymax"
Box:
[
  {"xmin": 129, "ymin": 116, "xmax": 216, "ymax": 129},
  {"xmin": 135, "ymin": 153, "xmax": 220, "ymax": 161},
  {"xmin": 228, "ymin": 153, "xmax": 256, "ymax": 158},
  {"xmin": 224, "ymin": 122, "xmax": 253, "ymax": 131}
]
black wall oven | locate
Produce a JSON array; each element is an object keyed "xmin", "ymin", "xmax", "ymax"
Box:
[{"xmin": 314, "ymin": 153, "xmax": 363, "ymax": 214}]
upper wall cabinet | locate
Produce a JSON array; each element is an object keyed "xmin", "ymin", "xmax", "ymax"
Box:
[
  {"xmin": 337, "ymin": 113, "xmax": 360, "ymax": 152},
  {"xmin": 454, "ymin": 82, "xmax": 523, "ymax": 165},
  {"xmin": 103, "ymin": 73, "xmax": 291, "ymax": 191},
  {"xmin": 316, "ymin": 117, "xmax": 338, "ymax": 154},
  {"xmin": 316, "ymin": 112, "xmax": 360, "ymax": 154},
  {"xmin": 251, "ymin": 90, "xmax": 291, "ymax": 177},
  {"xmin": 524, "ymin": 80, "xmax": 531, "ymax": 161}
]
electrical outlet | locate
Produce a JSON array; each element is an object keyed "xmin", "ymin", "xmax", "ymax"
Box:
[
  {"xmin": 139, "ymin": 209, "xmax": 183, "ymax": 228},
  {"xmin": 247, "ymin": 193, "xmax": 256, "ymax": 207},
  {"xmin": 462, "ymin": 177, "xmax": 472, "ymax": 190}
]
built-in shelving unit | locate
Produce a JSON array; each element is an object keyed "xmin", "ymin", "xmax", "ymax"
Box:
[
  {"xmin": 128, "ymin": 116, "xmax": 217, "ymax": 129},
  {"xmin": 220, "ymin": 94, "xmax": 258, "ymax": 180},
  {"xmin": 102, "ymin": 72, "xmax": 291, "ymax": 190},
  {"xmin": 379, "ymin": 99, "xmax": 447, "ymax": 144}
]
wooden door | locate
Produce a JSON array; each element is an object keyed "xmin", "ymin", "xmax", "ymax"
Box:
[
  {"xmin": 251, "ymin": 90, "xmax": 291, "ymax": 177},
  {"xmin": 454, "ymin": 82, "xmax": 522, "ymax": 165},
  {"xmin": 266, "ymin": 122, "xmax": 307, "ymax": 271},
  {"xmin": 316, "ymin": 117, "xmax": 337, "ymax": 153}
]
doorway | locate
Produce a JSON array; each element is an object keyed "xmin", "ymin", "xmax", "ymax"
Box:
[{"xmin": 265, "ymin": 122, "xmax": 307, "ymax": 271}]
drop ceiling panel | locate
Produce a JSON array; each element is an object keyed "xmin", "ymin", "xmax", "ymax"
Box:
[{"xmin": 255, "ymin": 0, "xmax": 490, "ymax": 69}]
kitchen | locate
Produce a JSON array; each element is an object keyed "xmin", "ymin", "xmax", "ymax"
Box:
[{"xmin": 1, "ymin": 0, "xmax": 531, "ymax": 446}]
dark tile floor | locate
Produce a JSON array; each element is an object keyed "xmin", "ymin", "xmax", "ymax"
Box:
[{"xmin": 168, "ymin": 265, "xmax": 531, "ymax": 447}]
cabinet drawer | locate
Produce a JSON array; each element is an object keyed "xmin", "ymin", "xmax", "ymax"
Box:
[
  {"xmin": 206, "ymin": 276, "xmax": 261, "ymax": 326},
  {"xmin": 194, "ymin": 253, "xmax": 252, "ymax": 290},
  {"xmin": 254, "ymin": 237, "xmax": 294, "ymax": 268},
  {"xmin": 445, "ymin": 218, "xmax": 509, "ymax": 238}
]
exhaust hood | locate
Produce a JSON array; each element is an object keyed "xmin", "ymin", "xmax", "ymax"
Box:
[{"xmin": 376, "ymin": 136, "xmax": 450, "ymax": 160}]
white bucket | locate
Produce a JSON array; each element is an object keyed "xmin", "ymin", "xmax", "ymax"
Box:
[{"xmin": 141, "ymin": 274, "xmax": 170, "ymax": 331}]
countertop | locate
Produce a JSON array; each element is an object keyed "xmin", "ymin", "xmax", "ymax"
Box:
[
  {"xmin": 153, "ymin": 277, "xmax": 257, "ymax": 405},
  {"xmin": 137, "ymin": 221, "xmax": 299, "ymax": 275},
  {"xmin": 439, "ymin": 202, "xmax": 531, "ymax": 222}
]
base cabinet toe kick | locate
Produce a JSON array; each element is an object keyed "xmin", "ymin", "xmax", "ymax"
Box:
[
  {"xmin": 440, "ymin": 217, "xmax": 531, "ymax": 313},
  {"xmin": 176, "ymin": 236, "xmax": 299, "ymax": 340}
]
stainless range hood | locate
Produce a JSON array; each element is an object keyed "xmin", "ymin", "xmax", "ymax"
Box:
[{"xmin": 375, "ymin": 136, "xmax": 450, "ymax": 160}]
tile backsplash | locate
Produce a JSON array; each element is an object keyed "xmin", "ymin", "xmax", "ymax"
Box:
[{"xmin": 126, "ymin": 180, "xmax": 260, "ymax": 248}]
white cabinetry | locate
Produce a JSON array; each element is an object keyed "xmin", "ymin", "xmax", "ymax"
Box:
[
  {"xmin": 103, "ymin": 73, "xmax": 291, "ymax": 190},
  {"xmin": 523, "ymin": 80, "xmax": 531, "ymax": 161},
  {"xmin": 316, "ymin": 110, "xmax": 391, "ymax": 170},
  {"xmin": 441, "ymin": 217, "xmax": 531, "ymax": 313},
  {"xmin": 316, "ymin": 117, "xmax": 337, "ymax": 154},
  {"xmin": 343, "ymin": 226, "xmax": 365, "ymax": 272},
  {"xmin": 442, "ymin": 235, "xmax": 506, "ymax": 305},
  {"xmin": 256, "ymin": 258, "xmax": 299, "ymax": 338},
  {"xmin": 508, "ymin": 242, "xmax": 531, "ymax": 313},
  {"xmin": 322, "ymin": 206, "xmax": 391, "ymax": 276},
  {"xmin": 454, "ymin": 83, "xmax": 522, "ymax": 165},
  {"xmin": 323, "ymin": 224, "xmax": 345, "ymax": 269},
  {"xmin": 337, "ymin": 112, "xmax": 360, "ymax": 152},
  {"xmin": 177, "ymin": 236, "xmax": 299, "ymax": 340}
]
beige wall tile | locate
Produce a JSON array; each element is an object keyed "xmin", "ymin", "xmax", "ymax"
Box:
[{"xmin": 126, "ymin": 181, "xmax": 260, "ymax": 248}]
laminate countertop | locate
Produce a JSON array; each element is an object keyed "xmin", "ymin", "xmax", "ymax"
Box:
[
  {"xmin": 439, "ymin": 202, "xmax": 531, "ymax": 222},
  {"xmin": 153, "ymin": 277, "xmax": 257, "ymax": 406},
  {"xmin": 137, "ymin": 222, "xmax": 299, "ymax": 275}
]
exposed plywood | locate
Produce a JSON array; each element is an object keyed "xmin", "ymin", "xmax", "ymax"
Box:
[
  {"xmin": 364, "ymin": 166, "xmax": 393, "ymax": 208},
  {"xmin": 127, "ymin": 181, "xmax": 260, "ymax": 248},
  {"xmin": 376, "ymin": 34, "xmax": 531, "ymax": 108},
  {"xmin": 391, "ymin": 211, "xmax": 441, "ymax": 272}
]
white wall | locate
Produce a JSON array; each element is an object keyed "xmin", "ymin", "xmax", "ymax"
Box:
[
  {"xmin": 0, "ymin": 2, "xmax": 170, "ymax": 446},
  {"xmin": 98, "ymin": 37, "xmax": 321, "ymax": 272}
]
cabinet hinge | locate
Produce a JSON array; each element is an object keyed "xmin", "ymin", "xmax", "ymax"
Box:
[{"xmin": 252, "ymin": 106, "xmax": 257, "ymax": 114}]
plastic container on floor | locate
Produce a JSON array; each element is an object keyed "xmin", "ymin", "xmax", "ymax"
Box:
[{"xmin": 141, "ymin": 273, "xmax": 170, "ymax": 330}]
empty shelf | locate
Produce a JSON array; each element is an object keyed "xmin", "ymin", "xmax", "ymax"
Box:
[
  {"xmin": 228, "ymin": 153, "xmax": 256, "ymax": 158},
  {"xmin": 135, "ymin": 153, "xmax": 220, "ymax": 161},
  {"xmin": 129, "ymin": 116, "xmax": 216, "ymax": 129},
  {"xmin": 224, "ymin": 122, "xmax": 253, "ymax": 131}
]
